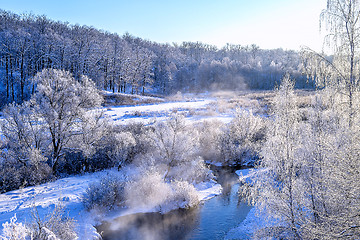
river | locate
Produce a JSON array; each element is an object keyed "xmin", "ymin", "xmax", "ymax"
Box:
[{"xmin": 96, "ymin": 167, "xmax": 252, "ymax": 240}]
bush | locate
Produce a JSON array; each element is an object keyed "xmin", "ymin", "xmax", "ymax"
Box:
[
  {"xmin": 1, "ymin": 214, "xmax": 29, "ymax": 240},
  {"xmin": 219, "ymin": 109, "xmax": 266, "ymax": 166},
  {"xmin": 171, "ymin": 180, "xmax": 199, "ymax": 209},
  {"xmin": 0, "ymin": 149, "xmax": 52, "ymax": 193},
  {"xmin": 132, "ymin": 114, "xmax": 213, "ymax": 183},
  {"xmin": 196, "ymin": 120, "xmax": 225, "ymax": 162},
  {"xmin": 105, "ymin": 131, "xmax": 136, "ymax": 168},
  {"xmin": 85, "ymin": 123, "xmax": 147, "ymax": 172},
  {"xmin": 83, "ymin": 171, "xmax": 126, "ymax": 211},
  {"xmin": 29, "ymin": 204, "xmax": 77, "ymax": 240},
  {"xmin": 124, "ymin": 171, "xmax": 200, "ymax": 213},
  {"xmin": 169, "ymin": 157, "xmax": 213, "ymax": 184},
  {"xmin": 125, "ymin": 171, "xmax": 172, "ymax": 210},
  {"xmin": 1, "ymin": 205, "xmax": 77, "ymax": 240}
]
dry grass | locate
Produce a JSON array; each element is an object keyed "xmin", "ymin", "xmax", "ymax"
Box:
[
  {"xmin": 102, "ymin": 91, "xmax": 164, "ymax": 106},
  {"xmin": 206, "ymin": 90, "xmax": 275, "ymax": 115},
  {"xmin": 206, "ymin": 89, "xmax": 316, "ymax": 116}
]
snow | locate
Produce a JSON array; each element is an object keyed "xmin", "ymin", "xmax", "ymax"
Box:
[
  {"xmin": 0, "ymin": 172, "xmax": 105, "ymax": 239},
  {"xmin": 104, "ymin": 98, "xmax": 233, "ymax": 124},
  {"xmin": 236, "ymin": 168, "xmax": 268, "ymax": 184},
  {"xmin": 225, "ymin": 204, "xmax": 284, "ymax": 240},
  {"xmin": 194, "ymin": 180, "xmax": 223, "ymax": 201},
  {"xmin": 0, "ymin": 169, "xmax": 222, "ymax": 238},
  {"xmin": 225, "ymin": 207, "xmax": 257, "ymax": 240},
  {"xmin": 225, "ymin": 168, "xmax": 274, "ymax": 239},
  {"xmin": 106, "ymin": 99, "xmax": 210, "ymax": 122}
]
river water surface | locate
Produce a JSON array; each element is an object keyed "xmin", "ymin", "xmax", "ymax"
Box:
[{"xmin": 96, "ymin": 168, "xmax": 252, "ymax": 240}]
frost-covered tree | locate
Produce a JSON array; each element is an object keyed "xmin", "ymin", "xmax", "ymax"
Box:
[
  {"xmin": 136, "ymin": 114, "xmax": 211, "ymax": 183},
  {"xmin": 242, "ymin": 76, "xmax": 304, "ymax": 239},
  {"xmin": 298, "ymin": 2, "xmax": 360, "ymax": 236},
  {"xmin": 296, "ymin": 93, "xmax": 360, "ymax": 239},
  {"xmin": 1, "ymin": 101, "xmax": 48, "ymax": 167},
  {"xmin": 219, "ymin": 108, "xmax": 265, "ymax": 166},
  {"xmin": 302, "ymin": 0, "xmax": 360, "ymax": 127},
  {"xmin": 31, "ymin": 68, "xmax": 103, "ymax": 173}
]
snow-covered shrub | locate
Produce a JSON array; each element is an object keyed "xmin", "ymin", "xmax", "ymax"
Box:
[
  {"xmin": 118, "ymin": 122, "xmax": 150, "ymax": 159},
  {"xmin": 196, "ymin": 120, "xmax": 225, "ymax": 162},
  {"xmin": 171, "ymin": 157, "xmax": 213, "ymax": 184},
  {"xmin": 1, "ymin": 102, "xmax": 49, "ymax": 163},
  {"xmin": 219, "ymin": 108, "xmax": 266, "ymax": 166},
  {"xmin": 0, "ymin": 149, "xmax": 52, "ymax": 193},
  {"xmin": 88, "ymin": 123, "xmax": 147, "ymax": 171},
  {"xmin": 125, "ymin": 171, "xmax": 173, "ymax": 210},
  {"xmin": 1, "ymin": 214, "xmax": 29, "ymax": 240},
  {"xmin": 133, "ymin": 114, "xmax": 210, "ymax": 183},
  {"xmin": 105, "ymin": 131, "xmax": 136, "ymax": 168},
  {"xmin": 0, "ymin": 158, "xmax": 23, "ymax": 193},
  {"xmin": 165, "ymin": 91, "xmax": 184, "ymax": 101},
  {"xmin": 29, "ymin": 204, "xmax": 77, "ymax": 240},
  {"xmin": 83, "ymin": 171, "xmax": 126, "ymax": 211},
  {"xmin": 0, "ymin": 102, "xmax": 52, "ymax": 192},
  {"xmin": 125, "ymin": 171, "xmax": 200, "ymax": 213},
  {"xmin": 171, "ymin": 180, "xmax": 199, "ymax": 209}
]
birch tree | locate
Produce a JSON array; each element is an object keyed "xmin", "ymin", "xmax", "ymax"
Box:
[
  {"xmin": 302, "ymin": 0, "xmax": 360, "ymax": 127},
  {"xmin": 242, "ymin": 76, "xmax": 303, "ymax": 239}
]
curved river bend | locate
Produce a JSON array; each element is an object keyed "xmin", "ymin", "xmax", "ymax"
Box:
[{"xmin": 96, "ymin": 168, "xmax": 251, "ymax": 240}]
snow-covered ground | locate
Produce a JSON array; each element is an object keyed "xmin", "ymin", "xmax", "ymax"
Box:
[
  {"xmin": 0, "ymin": 172, "xmax": 103, "ymax": 239},
  {"xmin": 0, "ymin": 169, "xmax": 222, "ymax": 239},
  {"xmin": 105, "ymin": 98, "xmax": 234, "ymax": 124}
]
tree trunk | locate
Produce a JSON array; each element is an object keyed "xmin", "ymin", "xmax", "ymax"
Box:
[
  {"xmin": 5, "ymin": 55, "xmax": 9, "ymax": 101},
  {"xmin": 20, "ymin": 52, "xmax": 25, "ymax": 101},
  {"xmin": 10, "ymin": 56, "xmax": 14, "ymax": 102}
]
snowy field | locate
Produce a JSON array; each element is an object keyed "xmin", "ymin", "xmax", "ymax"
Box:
[{"xmin": 104, "ymin": 97, "xmax": 234, "ymax": 125}]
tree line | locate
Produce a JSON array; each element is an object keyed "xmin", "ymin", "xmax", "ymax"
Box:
[{"xmin": 0, "ymin": 9, "xmax": 313, "ymax": 107}]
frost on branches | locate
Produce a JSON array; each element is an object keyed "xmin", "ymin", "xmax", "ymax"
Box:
[
  {"xmin": 0, "ymin": 69, "xmax": 108, "ymax": 192},
  {"xmin": 242, "ymin": 0, "xmax": 360, "ymax": 236}
]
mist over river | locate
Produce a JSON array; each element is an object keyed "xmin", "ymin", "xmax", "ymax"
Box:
[{"xmin": 97, "ymin": 167, "xmax": 252, "ymax": 240}]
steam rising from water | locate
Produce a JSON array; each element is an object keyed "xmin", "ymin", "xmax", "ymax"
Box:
[{"xmin": 98, "ymin": 208, "xmax": 200, "ymax": 240}]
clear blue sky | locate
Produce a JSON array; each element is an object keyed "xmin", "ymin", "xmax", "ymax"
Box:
[{"xmin": 0, "ymin": 0, "xmax": 326, "ymax": 51}]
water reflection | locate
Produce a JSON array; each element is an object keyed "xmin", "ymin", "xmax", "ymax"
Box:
[
  {"xmin": 97, "ymin": 168, "xmax": 252, "ymax": 240},
  {"xmin": 98, "ymin": 208, "xmax": 200, "ymax": 240}
]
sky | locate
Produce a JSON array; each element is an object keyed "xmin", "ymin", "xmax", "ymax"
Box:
[{"xmin": 0, "ymin": 0, "xmax": 326, "ymax": 51}]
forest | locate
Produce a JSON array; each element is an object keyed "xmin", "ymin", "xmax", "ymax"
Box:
[
  {"xmin": 0, "ymin": 9, "xmax": 313, "ymax": 108},
  {"xmin": 1, "ymin": 0, "xmax": 360, "ymax": 239}
]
